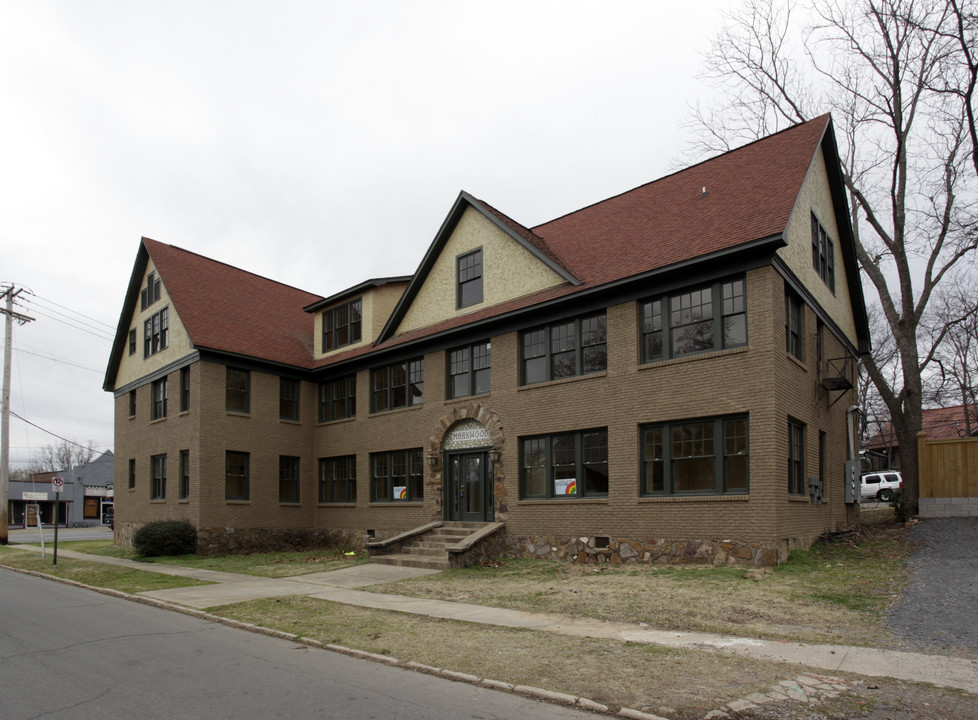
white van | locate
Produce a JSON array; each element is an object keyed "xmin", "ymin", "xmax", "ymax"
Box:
[{"xmin": 860, "ymin": 471, "xmax": 903, "ymax": 501}]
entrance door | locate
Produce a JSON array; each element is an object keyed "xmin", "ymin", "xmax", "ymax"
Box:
[{"xmin": 446, "ymin": 452, "xmax": 491, "ymax": 522}]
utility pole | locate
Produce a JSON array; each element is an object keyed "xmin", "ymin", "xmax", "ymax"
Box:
[{"xmin": 1, "ymin": 284, "xmax": 35, "ymax": 544}]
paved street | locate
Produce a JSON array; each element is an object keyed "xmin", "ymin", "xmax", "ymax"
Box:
[{"xmin": 0, "ymin": 568, "xmax": 594, "ymax": 720}]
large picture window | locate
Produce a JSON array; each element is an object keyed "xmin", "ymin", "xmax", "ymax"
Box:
[
  {"xmin": 520, "ymin": 429, "xmax": 608, "ymax": 499},
  {"xmin": 641, "ymin": 278, "xmax": 746, "ymax": 362},
  {"xmin": 447, "ymin": 341, "xmax": 491, "ymax": 398},
  {"xmin": 457, "ymin": 248, "xmax": 483, "ymax": 308},
  {"xmin": 371, "ymin": 449, "xmax": 424, "ymax": 502},
  {"xmin": 226, "ymin": 367, "xmax": 250, "ymax": 413},
  {"xmin": 151, "ymin": 453, "xmax": 166, "ymax": 500},
  {"xmin": 225, "ymin": 451, "xmax": 250, "ymax": 501},
  {"xmin": 371, "ymin": 359, "xmax": 423, "ymax": 412},
  {"xmin": 319, "ymin": 455, "xmax": 356, "ymax": 503},
  {"xmin": 143, "ymin": 306, "xmax": 169, "ymax": 357},
  {"xmin": 521, "ymin": 312, "xmax": 606, "ymax": 385},
  {"xmin": 322, "ymin": 298, "xmax": 362, "ymax": 352},
  {"xmin": 811, "ymin": 213, "xmax": 835, "ymax": 292},
  {"xmin": 319, "ymin": 375, "xmax": 356, "ymax": 422},
  {"xmin": 641, "ymin": 416, "xmax": 749, "ymax": 496}
]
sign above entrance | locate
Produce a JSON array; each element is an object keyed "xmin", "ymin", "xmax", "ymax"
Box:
[{"xmin": 443, "ymin": 419, "xmax": 492, "ymax": 451}]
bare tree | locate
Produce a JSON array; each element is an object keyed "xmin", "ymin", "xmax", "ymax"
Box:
[
  {"xmin": 928, "ymin": 275, "xmax": 978, "ymax": 432},
  {"xmin": 28, "ymin": 440, "xmax": 96, "ymax": 475},
  {"xmin": 689, "ymin": 0, "xmax": 978, "ymax": 509}
]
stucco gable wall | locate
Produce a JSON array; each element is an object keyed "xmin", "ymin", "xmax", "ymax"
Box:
[
  {"xmin": 396, "ymin": 207, "xmax": 567, "ymax": 336},
  {"xmin": 777, "ymin": 146, "xmax": 858, "ymax": 346},
  {"xmin": 115, "ymin": 258, "xmax": 195, "ymax": 388}
]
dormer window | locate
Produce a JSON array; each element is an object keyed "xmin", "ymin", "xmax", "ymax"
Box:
[
  {"xmin": 322, "ymin": 297, "xmax": 362, "ymax": 352},
  {"xmin": 457, "ymin": 248, "xmax": 483, "ymax": 309},
  {"xmin": 141, "ymin": 271, "xmax": 161, "ymax": 310}
]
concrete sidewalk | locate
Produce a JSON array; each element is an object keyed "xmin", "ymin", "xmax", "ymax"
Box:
[{"xmin": 9, "ymin": 543, "xmax": 978, "ymax": 695}]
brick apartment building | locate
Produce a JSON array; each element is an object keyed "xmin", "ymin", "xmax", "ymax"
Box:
[{"xmin": 103, "ymin": 115, "xmax": 870, "ymax": 566}]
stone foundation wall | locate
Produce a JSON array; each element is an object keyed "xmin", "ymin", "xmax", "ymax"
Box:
[
  {"xmin": 502, "ymin": 533, "xmax": 817, "ymax": 567},
  {"xmin": 448, "ymin": 529, "xmax": 509, "ymax": 569}
]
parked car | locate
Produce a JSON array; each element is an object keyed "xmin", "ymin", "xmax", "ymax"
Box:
[
  {"xmin": 102, "ymin": 506, "xmax": 114, "ymax": 529},
  {"xmin": 860, "ymin": 471, "xmax": 903, "ymax": 501}
]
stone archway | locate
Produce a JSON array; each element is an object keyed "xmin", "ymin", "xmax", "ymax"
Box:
[{"xmin": 427, "ymin": 403, "xmax": 507, "ymax": 523}]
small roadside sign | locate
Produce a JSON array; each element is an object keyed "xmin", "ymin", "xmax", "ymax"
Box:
[{"xmin": 52, "ymin": 477, "xmax": 64, "ymax": 494}]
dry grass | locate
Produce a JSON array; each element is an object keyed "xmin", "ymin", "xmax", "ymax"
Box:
[{"xmin": 367, "ymin": 519, "xmax": 915, "ymax": 647}]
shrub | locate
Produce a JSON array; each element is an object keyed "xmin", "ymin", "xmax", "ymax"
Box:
[
  {"xmin": 133, "ymin": 520, "xmax": 197, "ymax": 557},
  {"xmin": 888, "ymin": 489, "xmax": 914, "ymax": 524}
]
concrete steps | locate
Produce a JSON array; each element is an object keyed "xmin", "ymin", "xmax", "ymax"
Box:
[{"xmin": 369, "ymin": 521, "xmax": 490, "ymax": 570}]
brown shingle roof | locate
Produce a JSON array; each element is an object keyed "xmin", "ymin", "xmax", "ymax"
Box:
[{"xmin": 144, "ymin": 239, "xmax": 323, "ymax": 368}]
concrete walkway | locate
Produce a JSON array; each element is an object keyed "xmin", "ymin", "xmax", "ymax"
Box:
[{"xmin": 8, "ymin": 542, "xmax": 977, "ymax": 695}]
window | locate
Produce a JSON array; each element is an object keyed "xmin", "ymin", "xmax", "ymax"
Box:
[
  {"xmin": 279, "ymin": 456, "xmax": 300, "ymax": 503},
  {"xmin": 140, "ymin": 271, "xmax": 161, "ymax": 310},
  {"xmin": 448, "ymin": 341, "xmax": 491, "ymax": 398},
  {"xmin": 179, "ymin": 449, "xmax": 190, "ymax": 499},
  {"xmin": 319, "ymin": 375, "xmax": 356, "ymax": 422},
  {"xmin": 128, "ymin": 328, "xmax": 136, "ymax": 355},
  {"xmin": 457, "ymin": 248, "xmax": 483, "ymax": 308},
  {"xmin": 143, "ymin": 307, "xmax": 169, "ymax": 357},
  {"xmin": 128, "ymin": 458, "xmax": 136, "ymax": 489},
  {"xmin": 128, "ymin": 390, "xmax": 136, "ymax": 418},
  {"xmin": 322, "ymin": 298, "xmax": 362, "ymax": 352},
  {"xmin": 152, "ymin": 377, "xmax": 167, "ymax": 420},
  {"xmin": 520, "ymin": 429, "xmax": 609, "ymax": 499},
  {"xmin": 818, "ymin": 431, "xmax": 826, "ymax": 490},
  {"xmin": 319, "ymin": 455, "xmax": 357, "ymax": 503},
  {"xmin": 226, "ymin": 367, "xmax": 250, "ymax": 413},
  {"xmin": 811, "ymin": 213, "xmax": 835, "ymax": 292},
  {"xmin": 180, "ymin": 367, "xmax": 190, "ymax": 412},
  {"xmin": 521, "ymin": 312, "xmax": 607, "ymax": 385},
  {"xmin": 371, "ymin": 449, "xmax": 424, "ymax": 502},
  {"xmin": 641, "ymin": 278, "xmax": 746, "ymax": 363},
  {"xmin": 151, "ymin": 454, "xmax": 166, "ymax": 500},
  {"xmin": 280, "ymin": 378, "xmax": 300, "ymax": 421},
  {"xmin": 785, "ymin": 288, "xmax": 803, "ymax": 360},
  {"xmin": 371, "ymin": 359, "xmax": 423, "ymax": 412},
  {"xmin": 226, "ymin": 451, "xmax": 250, "ymax": 501},
  {"xmin": 788, "ymin": 420, "xmax": 806, "ymax": 495},
  {"xmin": 641, "ymin": 416, "xmax": 749, "ymax": 495}
]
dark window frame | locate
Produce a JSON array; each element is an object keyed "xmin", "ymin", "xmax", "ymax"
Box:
[
  {"xmin": 225, "ymin": 450, "xmax": 250, "ymax": 501},
  {"xmin": 811, "ymin": 213, "xmax": 836, "ymax": 293},
  {"xmin": 279, "ymin": 377, "xmax": 300, "ymax": 421},
  {"xmin": 180, "ymin": 367, "xmax": 190, "ymax": 412},
  {"xmin": 322, "ymin": 297, "xmax": 363, "ymax": 352},
  {"xmin": 279, "ymin": 456, "xmax": 301, "ymax": 504},
  {"xmin": 179, "ymin": 449, "xmax": 190, "ymax": 500},
  {"xmin": 319, "ymin": 375, "xmax": 357, "ymax": 422},
  {"xmin": 447, "ymin": 341, "xmax": 491, "ymax": 399},
  {"xmin": 456, "ymin": 248, "xmax": 483, "ymax": 309},
  {"xmin": 128, "ymin": 328, "xmax": 136, "ymax": 355},
  {"xmin": 151, "ymin": 453, "xmax": 166, "ymax": 500},
  {"xmin": 128, "ymin": 458, "xmax": 136, "ymax": 489},
  {"xmin": 788, "ymin": 420, "xmax": 806, "ymax": 495},
  {"xmin": 226, "ymin": 367, "xmax": 250, "ymax": 414},
  {"xmin": 151, "ymin": 377, "xmax": 167, "ymax": 420},
  {"xmin": 143, "ymin": 306, "xmax": 169, "ymax": 358},
  {"xmin": 140, "ymin": 271, "xmax": 161, "ymax": 310},
  {"xmin": 640, "ymin": 277, "xmax": 747, "ymax": 363},
  {"xmin": 785, "ymin": 288, "xmax": 803, "ymax": 360},
  {"xmin": 370, "ymin": 448, "xmax": 424, "ymax": 502},
  {"xmin": 640, "ymin": 416, "xmax": 749, "ymax": 496},
  {"xmin": 519, "ymin": 428, "xmax": 609, "ymax": 500},
  {"xmin": 371, "ymin": 359, "xmax": 424, "ymax": 413},
  {"xmin": 520, "ymin": 311, "xmax": 607, "ymax": 385},
  {"xmin": 128, "ymin": 390, "xmax": 136, "ymax": 418},
  {"xmin": 318, "ymin": 455, "xmax": 357, "ymax": 503}
]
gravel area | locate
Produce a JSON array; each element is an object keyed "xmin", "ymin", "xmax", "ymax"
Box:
[{"xmin": 886, "ymin": 517, "xmax": 978, "ymax": 651}]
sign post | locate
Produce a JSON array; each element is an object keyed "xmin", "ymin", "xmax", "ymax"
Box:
[{"xmin": 52, "ymin": 477, "xmax": 63, "ymax": 565}]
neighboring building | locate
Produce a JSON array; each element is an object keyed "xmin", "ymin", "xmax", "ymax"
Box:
[
  {"xmin": 864, "ymin": 404, "xmax": 978, "ymax": 471},
  {"xmin": 103, "ymin": 115, "xmax": 870, "ymax": 566},
  {"xmin": 6, "ymin": 451, "xmax": 113, "ymax": 528}
]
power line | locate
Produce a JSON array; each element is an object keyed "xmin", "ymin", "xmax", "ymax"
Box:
[
  {"xmin": 25, "ymin": 308, "xmax": 115, "ymax": 341},
  {"xmin": 28, "ymin": 293, "xmax": 115, "ymax": 331},
  {"xmin": 13, "ymin": 347, "xmax": 104, "ymax": 374},
  {"xmin": 9, "ymin": 410, "xmax": 108, "ymax": 449}
]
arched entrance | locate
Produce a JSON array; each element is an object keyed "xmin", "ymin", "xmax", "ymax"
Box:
[{"xmin": 430, "ymin": 404, "xmax": 506, "ymax": 524}]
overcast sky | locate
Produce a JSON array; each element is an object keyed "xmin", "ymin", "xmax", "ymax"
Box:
[{"xmin": 1, "ymin": 0, "xmax": 733, "ymax": 469}]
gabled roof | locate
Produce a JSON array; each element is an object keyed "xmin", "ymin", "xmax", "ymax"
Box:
[
  {"xmin": 303, "ymin": 276, "xmax": 412, "ymax": 314},
  {"xmin": 866, "ymin": 404, "xmax": 978, "ymax": 449},
  {"xmin": 103, "ymin": 239, "xmax": 323, "ymax": 390}
]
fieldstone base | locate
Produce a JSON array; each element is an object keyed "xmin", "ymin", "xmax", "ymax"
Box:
[
  {"xmin": 919, "ymin": 497, "xmax": 978, "ymax": 517},
  {"xmin": 502, "ymin": 534, "xmax": 815, "ymax": 567}
]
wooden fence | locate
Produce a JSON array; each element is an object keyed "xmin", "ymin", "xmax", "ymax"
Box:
[{"xmin": 917, "ymin": 431, "xmax": 978, "ymax": 517}]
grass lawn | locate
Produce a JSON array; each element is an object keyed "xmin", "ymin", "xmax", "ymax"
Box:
[{"xmin": 0, "ymin": 546, "xmax": 212, "ymax": 594}]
